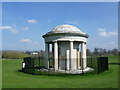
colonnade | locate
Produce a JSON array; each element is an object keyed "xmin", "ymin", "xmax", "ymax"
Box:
[{"xmin": 45, "ymin": 41, "xmax": 87, "ymax": 71}]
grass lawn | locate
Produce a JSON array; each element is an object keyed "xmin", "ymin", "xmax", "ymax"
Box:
[
  {"xmin": 0, "ymin": 60, "xmax": 2, "ymax": 90},
  {"xmin": 2, "ymin": 56, "xmax": 119, "ymax": 88}
]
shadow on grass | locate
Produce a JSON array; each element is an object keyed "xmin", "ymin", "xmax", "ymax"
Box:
[
  {"xmin": 109, "ymin": 63, "xmax": 120, "ymax": 65},
  {"xmin": 17, "ymin": 69, "xmax": 108, "ymax": 77}
]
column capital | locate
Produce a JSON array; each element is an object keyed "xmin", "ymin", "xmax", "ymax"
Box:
[
  {"xmin": 69, "ymin": 40, "xmax": 74, "ymax": 42},
  {"xmin": 53, "ymin": 40, "xmax": 58, "ymax": 43},
  {"xmin": 81, "ymin": 42, "xmax": 86, "ymax": 45}
]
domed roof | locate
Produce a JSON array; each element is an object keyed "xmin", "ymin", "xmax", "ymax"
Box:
[
  {"xmin": 43, "ymin": 24, "xmax": 88, "ymax": 38},
  {"xmin": 51, "ymin": 24, "xmax": 82, "ymax": 33}
]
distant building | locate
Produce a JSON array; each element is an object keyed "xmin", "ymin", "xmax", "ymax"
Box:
[{"xmin": 31, "ymin": 52, "xmax": 38, "ymax": 56}]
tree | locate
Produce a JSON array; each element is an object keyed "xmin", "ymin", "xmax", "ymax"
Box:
[
  {"xmin": 86, "ymin": 49, "xmax": 91, "ymax": 56},
  {"xmin": 98, "ymin": 48, "xmax": 107, "ymax": 56},
  {"xmin": 94, "ymin": 48, "xmax": 99, "ymax": 56},
  {"xmin": 111, "ymin": 48, "xmax": 118, "ymax": 55}
]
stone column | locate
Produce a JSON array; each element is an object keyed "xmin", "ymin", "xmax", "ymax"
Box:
[
  {"xmin": 54, "ymin": 41, "xmax": 58, "ymax": 70},
  {"xmin": 66, "ymin": 50, "xmax": 70, "ymax": 70},
  {"xmin": 81, "ymin": 42, "xmax": 87, "ymax": 69},
  {"xmin": 45, "ymin": 42, "xmax": 49, "ymax": 69},
  {"xmin": 52, "ymin": 43, "xmax": 54, "ymax": 68},
  {"xmin": 70, "ymin": 41, "xmax": 74, "ymax": 70},
  {"xmin": 77, "ymin": 50, "xmax": 80, "ymax": 69}
]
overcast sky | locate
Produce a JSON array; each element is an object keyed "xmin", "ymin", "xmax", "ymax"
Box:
[{"xmin": 1, "ymin": 2, "xmax": 118, "ymax": 51}]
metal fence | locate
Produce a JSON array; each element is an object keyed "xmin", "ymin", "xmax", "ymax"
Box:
[
  {"xmin": 87, "ymin": 57, "xmax": 108, "ymax": 74},
  {"xmin": 22, "ymin": 57, "xmax": 45, "ymax": 75},
  {"xmin": 22, "ymin": 56, "xmax": 108, "ymax": 75}
]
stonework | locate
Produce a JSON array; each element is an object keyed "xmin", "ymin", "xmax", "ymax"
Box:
[{"xmin": 42, "ymin": 24, "xmax": 93, "ymax": 74}]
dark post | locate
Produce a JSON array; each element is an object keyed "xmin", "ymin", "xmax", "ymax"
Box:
[
  {"xmin": 97, "ymin": 57, "xmax": 108, "ymax": 74},
  {"xmin": 97, "ymin": 57, "xmax": 100, "ymax": 74},
  {"xmin": 48, "ymin": 57, "xmax": 50, "ymax": 75},
  {"xmin": 65, "ymin": 58, "xmax": 66, "ymax": 75},
  {"xmin": 81, "ymin": 58, "xmax": 84, "ymax": 75},
  {"xmin": 106, "ymin": 57, "xmax": 108, "ymax": 70},
  {"xmin": 52, "ymin": 43, "xmax": 54, "ymax": 68},
  {"xmin": 91, "ymin": 55, "xmax": 92, "ymax": 67},
  {"xmin": 39, "ymin": 57, "xmax": 40, "ymax": 68},
  {"xmin": 32, "ymin": 57, "xmax": 35, "ymax": 75}
]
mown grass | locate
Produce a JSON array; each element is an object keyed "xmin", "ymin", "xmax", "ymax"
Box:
[
  {"xmin": 2, "ymin": 56, "xmax": 119, "ymax": 88},
  {"xmin": 0, "ymin": 59, "xmax": 2, "ymax": 90}
]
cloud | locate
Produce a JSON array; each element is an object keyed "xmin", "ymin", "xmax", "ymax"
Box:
[
  {"xmin": 0, "ymin": 25, "xmax": 17, "ymax": 33},
  {"xmin": 21, "ymin": 27, "xmax": 29, "ymax": 30},
  {"xmin": 98, "ymin": 28, "xmax": 118, "ymax": 37},
  {"xmin": 108, "ymin": 32, "xmax": 118, "ymax": 36},
  {"xmin": 97, "ymin": 28, "xmax": 106, "ymax": 32},
  {"xmin": 27, "ymin": 19, "xmax": 37, "ymax": 24},
  {"xmin": 33, "ymin": 42, "xmax": 39, "ymax": 44},
  {"xmin": 66, "ymin": 21, "xmax": 80, "ymax": 25},
  {"xmin": 48, "ymin": 19, "xmax": 52, "ymax": 22},
  {"xmin": 20, "ymin": 39, "xmax": 39, "ymax": 44},
  {"xmin": 20, "ymin": 39, "xmax": 32, "ymax": 43},
  {"xmin": 0, "ymin": 26, "xmax": 12, "ymax": 30}
]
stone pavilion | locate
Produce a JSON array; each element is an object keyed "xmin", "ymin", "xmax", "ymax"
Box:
[{"xmin": 42, "ymin": 24, "xmax": 93, "ymax": 74}]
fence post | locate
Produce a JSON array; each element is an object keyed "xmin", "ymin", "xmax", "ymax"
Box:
[
  {"xmin": 65, "ymin": 58, "xmax": 66, "ymax": 75},
  {"xmin": 48, "ymin": 57, "xmax": 50, "ymax": 75},
  {"xmin": 97, "ymin": 57, "xmax": 99, "ymax": 74},
  {"xmin": 33, "ymin": 57, "xmax": 35, "ymax": 75},
  {"xmin": 106, "ymin": 57, "xmax": 108, "ymax": 70},
  {"xmin": 81, "ymin": 58, "xmax": 84, "ymax": 75},
  {"xmin": 91, "ymin": 56, "xmax": 92, "ymax": 67},
  {"xmin": 97, "ymin": 57, "xmax": 108, "ymax": 74}
]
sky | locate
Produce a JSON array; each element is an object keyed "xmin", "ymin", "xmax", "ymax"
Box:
[
  {"xmin": 1, "ymin": 2, "xmax": 118, "ymax": 51},
  {"xmin": 0, "ymin": 2, "xmax": 2, "ymax": 51}
]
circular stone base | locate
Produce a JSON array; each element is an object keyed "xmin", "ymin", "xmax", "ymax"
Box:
[{"xmin": 38, "ymin": 67, "xmax": 94, "ymax": 74}]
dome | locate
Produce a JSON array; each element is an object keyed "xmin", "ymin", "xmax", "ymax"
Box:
[
  {"xmin": 51, "ymin": 24, "xmax": 82, "ymax": 33},
  {"xmin": 43, "ymin": 24, "xmax": 88, "ymax": 38}
]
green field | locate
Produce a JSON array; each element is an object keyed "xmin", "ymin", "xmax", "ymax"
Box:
[
  {"xmin": 0, "ymin": 60, "xmax": 2, "ymax": 90},
  {"xmin": 2, "ymin": 56, "xmax": 119, "ymax": 88}
]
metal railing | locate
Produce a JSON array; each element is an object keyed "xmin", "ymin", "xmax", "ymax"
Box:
[{"xmin": 22, "ymin": 56, "xmax": 108, "ymax": 75}]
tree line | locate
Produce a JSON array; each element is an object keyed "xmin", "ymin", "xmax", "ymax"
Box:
[
  {"xmin": 2, "ymin": 51, "xmax": 30, "ymax": 59},
  {"xmin": 2, "ymin": 48, "xmax": 118, "ymax": 59},
  {"xmin": 87, "ymin": 48, "xmax": 118, "ymax": 56}
]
